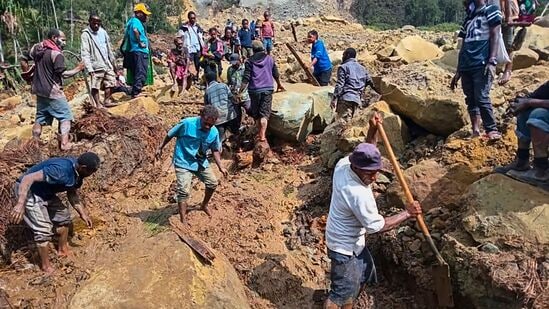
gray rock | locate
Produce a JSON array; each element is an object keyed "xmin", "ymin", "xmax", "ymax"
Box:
[{"xmin": 480, "ymin": 243, "xmax": 499, "ymax": 254}]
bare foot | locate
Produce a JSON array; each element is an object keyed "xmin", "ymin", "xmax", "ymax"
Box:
[
  {"xmin": 201, "ymin": 206, "xmax": 212, "ymax": 217},
  {"xmin": 57, "ymin": 247, "xmax": 72, "ymax": 258},
  {"xmin": 60, "ymin": 142, "xmax": 74, "ymax": 151},
  {"xmin": 42, "ymin": 265, "xmax": 55, "ymax": 274}
]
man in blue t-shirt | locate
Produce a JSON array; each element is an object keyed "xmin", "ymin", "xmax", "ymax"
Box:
[
  {"xmin": 156, "ymin": 105, "xmax": 229, "ymax": 224},
  {"xmin": 9, "ymin": 152, "xmax": 100, "ymax": 273},
  {"xmin": 124, "ymin": 3, "xmax": 151, "ymax": 97},
  {"xmin": 308, "ymin": 30, "xmax": 332, "ymax": 86},
  {"xmin": 451, "ymin": 0, "xmax": 503, "ymax": 140}
]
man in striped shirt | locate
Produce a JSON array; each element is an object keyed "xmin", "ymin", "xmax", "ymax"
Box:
[{"xmin": 451, "ymin": 0, "xmax": 503, "ymax": 140}]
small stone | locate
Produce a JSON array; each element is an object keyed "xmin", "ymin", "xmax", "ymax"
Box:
[
  {"xmin": 402, "ymin": 236, "xmax": 413, "ymax": 242},
  {"xmin": 431, "ymin": 233, "xmax": 442, "ymax": 241},
  {"xmin": 409, "ymin": 239, "xmax": 422, "ymax": 252},
  {"xmin": 403, "ymin": 226, "xmax": 416, "ymax": 237},
  {"xmin": 480, "ymin": 243, "xmax": 499, "ymax": 253},
  {"xmin": 283, "ymin": 226, "xmax": 293, "ymax": 237},
  {"xmin": 427, "ymin": 207, "xmax": 442, "ymax": 216},
  {"xmin": 376, "ymin": 173, "xmax": 391, "ymax": 184},
  {"xmin": 431, "ymin": 218, "xmax": 446, "ymax": 230}
]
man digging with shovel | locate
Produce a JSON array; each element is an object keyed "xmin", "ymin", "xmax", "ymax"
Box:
[{"xmin": 324, "ymin": 113, "xmax": 423, "ymax": 309}]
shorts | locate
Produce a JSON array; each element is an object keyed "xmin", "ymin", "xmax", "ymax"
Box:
[
  {"xmin": 335, "ymin": 100, "xmax": 358, "ymax": 122},
  {"xmin": 35, "ymin": 96, "xmax": 73, "ymax": 126},
  {"xmin": 262, "ymin": 38, "xmax": 273, "ymax": 52},
  {"xmin": 249, "ymin": 91, "xmax": 273, "ymax": 120},
  {"xmin": 175, "ymin": 166, "xmax": 218, "ymax": 202},
  {"xmin": 241, "ymin": 47, "xmax": 253, "ymax": 58},
  {"xmin": 327, "ymin": 248, "xmax": 378, "ymax": 306},
  {"xmin": 91, "ymin": 69, "xmax": 117, "ymax": 90},
  {"xmin": 314, "ymin": 68, "xmax": 332, "ymax": 86},
  {"xmin": 14, "ymin": 183, "xmax": 72, "ymax": 242}
]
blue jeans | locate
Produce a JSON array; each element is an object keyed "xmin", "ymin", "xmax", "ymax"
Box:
[
  {"xmin": 262, "ymin": 38, "xmax": 273, "ymax": 53},
  {"xmin": 328, "ymin": 248, "xmax": 378, "ymax": 306},
  {"xmin": 516, "ymin": 108, "xmax": 549, "ymax": 142},
  {"xmin": 130, "ymin": 51, "xmax": 149, "ymax": 96},
  {"xmin": 461, "ymin": 68, "xmax": 497, "ymax": 132}
]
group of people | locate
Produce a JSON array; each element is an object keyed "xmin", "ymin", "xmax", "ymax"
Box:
[{"xmin": 8, "ymin": 1, "xmax": 548, "ymax": 309}]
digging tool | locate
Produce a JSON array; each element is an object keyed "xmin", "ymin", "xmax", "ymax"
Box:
[
  {"xmin": 377, "ymin": 122, "xmax": 454, "ymax": 308},
  {"xmin": 285, "ymin": 42, "xmax": 320, "ymax": 86}
]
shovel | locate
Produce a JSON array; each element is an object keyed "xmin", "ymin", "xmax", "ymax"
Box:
[{"xmin": 377, "ymin": 122, "xmax": 454, "ymax": 308}]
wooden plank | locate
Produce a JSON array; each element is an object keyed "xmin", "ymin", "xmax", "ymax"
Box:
[
  {"xmin": 169, "ymin": 217, "xmax": 216, "ymax": 264},
  {"xmin": 285, "ymin": 42, "xmax": 320, "ymax": 86}
]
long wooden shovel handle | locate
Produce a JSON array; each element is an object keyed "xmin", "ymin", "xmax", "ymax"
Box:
[{"xmin": 377, "ymin": 122, "xmax": 447, "ymax": 266}]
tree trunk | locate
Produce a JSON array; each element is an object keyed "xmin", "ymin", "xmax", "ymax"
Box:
[
  {"xmin": 0, "ymin": 31, "xmax": 5, "ymax": 63},
  {"xmin": 50, "ymin": 0, "xmax": 59, "ymax": 29},
  {"xmin": 70, "ymin": 0, "xmax": 74, "ymax": 48}
]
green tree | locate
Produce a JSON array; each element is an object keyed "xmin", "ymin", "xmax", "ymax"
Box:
[{"xmin": 405, "ymin": 0, "xmax": 441, "ymax": 26}]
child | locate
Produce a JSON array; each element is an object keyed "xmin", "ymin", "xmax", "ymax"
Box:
[
  {"xmin": 202, "ymin": 28, "xmax": 225, "ymax": 77},
  {"xmin": 167, "ymin": 36, "xmax": 190, "ymax": 96},
  {"xmin": 260, "ymin": 12, "xmax": 275, "ymax": 54}
]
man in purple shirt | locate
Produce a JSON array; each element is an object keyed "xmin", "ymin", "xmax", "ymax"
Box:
[{"xmin": 239, "ymin": 40, "xmax": 285, "ymax": 144}]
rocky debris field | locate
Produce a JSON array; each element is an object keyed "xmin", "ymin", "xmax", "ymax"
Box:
[{"xmin": 0, "ymin": 3, "xmax": 549, "ymax": 309}]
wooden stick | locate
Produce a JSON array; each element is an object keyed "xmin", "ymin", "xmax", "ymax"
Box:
[
  {"xmin": 169, "ymin": 217, "xmax": 216, "ymax": 264},
  {"xmin": 290, "ymin": 22, "xmax": 297, "ymax": 42},
  {"xmin": 285, "ymin": 42, "xmax": 320, "ymax": 86},
  {"xmin": 377, "ymin": 123, "xmax": 446, "ymax": 266}
]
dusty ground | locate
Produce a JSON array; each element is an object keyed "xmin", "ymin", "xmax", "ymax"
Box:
[{"xmin": 1, "ymin": 1, "xmax": 548, "ymax": 308}]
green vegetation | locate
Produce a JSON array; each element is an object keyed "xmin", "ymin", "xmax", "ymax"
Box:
[
  {"xmin": 0, "ymin": 0, "xmax": 183, "ymax": 63},
  {"xmin": 351, "ymin": 0, "xmax": 467, "ymax": 28}
]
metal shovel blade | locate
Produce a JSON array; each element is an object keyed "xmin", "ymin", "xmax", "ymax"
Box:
[{"xmin": 432, "ymin": 263, "xmax": 454, "ymax": 307}]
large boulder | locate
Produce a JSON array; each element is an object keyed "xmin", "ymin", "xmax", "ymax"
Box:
[
  {"xmin": 393, "ymin": 36, "xmax": 443, "ymax": 64},
  {"xmin": 108, "ymin": 96, "xmax": 160, "ymax": 117},
  {"xmin": 329, "ymin": 50, "xmax": 344, "ymax": 66},
  {"xmin": 375, "ymin": 62, "xmax": 468, "ymax": 136},
  {"xmin": 434, "ymin": 49, "xmax": 459, "ymax": 71},
  {"xmin": 385, "ymin": 160, "xmax": 481, "ymax": 211},
  {"xmin": 268, "ymin": 84, "xmax": 333, "ymax": 142},
  {"xmin": 70, "ymin": 232, "xmax": 250, "ymax": 309},
  {"xmin": 320, "ymin": 101, "xmax": 410, "ymax": 168},
  {"xmin": 512, "ymin": 48, "xmax": 540, "ymax": 70},
  {"xmin": 461, "ymin": 174, "xmax": 549, "ymax": 245},
  {"xmin": 521, "ymin": 25, "xmax": 549, "ymax": 60}
]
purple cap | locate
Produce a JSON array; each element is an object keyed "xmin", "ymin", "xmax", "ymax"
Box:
[{"xmin": 349, "ymin": 143, "xmax": 383, "ymax": 171}]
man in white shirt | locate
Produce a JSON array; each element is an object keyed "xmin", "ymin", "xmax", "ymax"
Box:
[
  {"xmin": 179, "ymin": 11, "xmax": 205, "ymax": 81},
  {"xmin": 325, "ymin": 113, "xmax": 423, "ymax": 309}
]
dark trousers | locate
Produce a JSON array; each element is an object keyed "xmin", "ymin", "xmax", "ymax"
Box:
[
  {"xmin": 130, "ymin": 51, "xmax": 148, "ymax": 96},
  {"xmin": 314, "ymin": 68, "xmax": 332, "ymax": 86},
  {"xmin": 461, "ymin": 68, "xmax": 497, "ymax": 132},
  {"xmin": 190, "ymin": 52, "xmax": 201, "ymax": 78}
]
